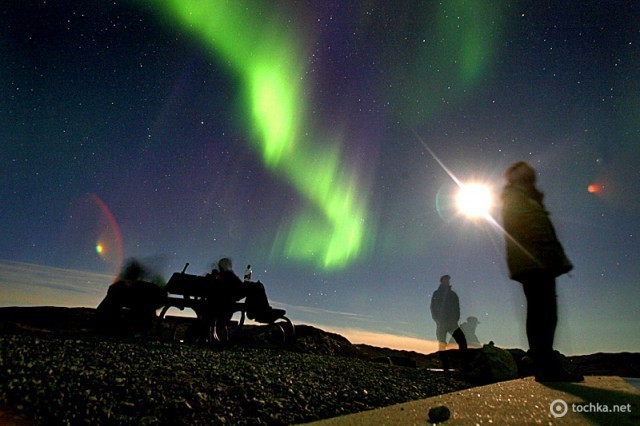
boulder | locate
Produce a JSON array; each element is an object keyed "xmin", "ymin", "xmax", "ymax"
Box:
[
  {"xmin": 464, "ymin": 343, "xmax": 518, "ymax": 384},
  {"xmin": 428, "ymin": 405, "xmax": 451, "ymax": 423},
  {"xmin": 507, "ymin": 348, "xmax": 534, "ymax": 377}
]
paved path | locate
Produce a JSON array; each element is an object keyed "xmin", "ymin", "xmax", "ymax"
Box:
[
  {"xmin": 625, "ymin": 377, "xmax": 640, "ymax": 391},
  {"xmin": 306, "ymin": 376, "xmax": 640, "ymax": 425}
]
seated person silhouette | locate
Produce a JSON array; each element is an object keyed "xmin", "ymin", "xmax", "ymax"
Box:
[
  {"xmin": 452, "ymin": 316, "xmax": 482, "ymax": 348},
  {"xmin": 96, "ymin": 260, "xmax": 167, "ymax": 335},
  {"xmin": 214, "ymin": 258, "xmax": 284, "ymax": 323}
]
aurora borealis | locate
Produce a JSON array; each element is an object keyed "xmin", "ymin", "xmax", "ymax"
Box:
[
  {"xmin": 149, "ymin": 0, "xmax": 371, "ymax": 269},
  {"xmin": 2, "ymin": 1, "xmax": 639, "ymax": 355}
]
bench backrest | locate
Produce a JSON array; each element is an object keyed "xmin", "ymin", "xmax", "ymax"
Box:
[
  {"xmin": 165, "ymin": 272, "xmax": 240, "ymax": 303},
  {"xmin": 165, "ymin": 273, "xmax": 216, "ymax": 298}
]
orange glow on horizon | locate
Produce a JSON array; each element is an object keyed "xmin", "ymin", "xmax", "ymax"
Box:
[{"xmin": 314, "ymin": 324, "xmax": 441, "ymax": 354}]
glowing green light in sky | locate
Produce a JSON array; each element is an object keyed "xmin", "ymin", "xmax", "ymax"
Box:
[
  {"xmin": 436, "ymin": 0, "xmax": 502, "ymax": 86},
  {"xmin": 386, "ymin": 0, "xmax": 508, "ymax": 125},
  {"xmin": 249, "ymin": 65, "xmax": 298, "ymax": 166},
  {"xmin": 147, "ymin": 0, "xmax": 370, "ymax": 268}
]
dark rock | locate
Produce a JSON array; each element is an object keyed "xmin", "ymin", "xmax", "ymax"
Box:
[
  {"xmin": 465, "ymin": 343, "xmax": 518, "ymax": 384},
  {"xmin": 507, "ymin": 348, "xmax": 534, "ymax": 377},
  {"xmin": 428, "ymin": 405, "xmax": 451, "ymax": 423}
]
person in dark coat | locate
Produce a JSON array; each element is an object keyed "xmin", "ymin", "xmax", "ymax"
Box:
[
  {"xmin": 216, "ymin": 258, "xmax": 282, "ymax": 323},
  {"xmin": 501, "ymin": 161, "xmax": 583, "ymax": 382},
  {"xmin": 96, "ymin": 259, "xmax": 167, "ymax": 336},
  {"xmin": 430, "ymin": 275, "xmax": 467, "ymax": 351},
  {"xmin": 96, "ymin": 279, "xmax": 167, "ymax": 336}
]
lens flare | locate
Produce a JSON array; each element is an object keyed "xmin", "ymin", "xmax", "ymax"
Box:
[
  {"xmin": 588, "ymin": 184, "xmax": 602, "ymax": 194},
  {"xmin": 91, "ymin": 194, "xmax": 124, "ymax": 274},
  {"xmin": 456, "ymin": 183, "xmax": 494, "ymax": 218}
]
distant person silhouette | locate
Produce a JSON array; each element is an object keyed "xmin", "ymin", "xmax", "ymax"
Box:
[
  {"xmin": 456, "ymin": 316, "xmax": 481, "ymax": 348},
  {"xmin": 501, "ymin": 161, "xmax": 583, "ymax": 382},
  {"xmin": 430, "ymin": 275, "xmax": 467, "ymax": 351}
]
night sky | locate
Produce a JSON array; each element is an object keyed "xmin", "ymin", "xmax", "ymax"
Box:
[{"xmin": 2, "ymin": 1, "xmax": 639, "ymax": 355}]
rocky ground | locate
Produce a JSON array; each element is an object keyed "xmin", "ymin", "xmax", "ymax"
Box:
[
  {"xmin": 0, "ymin": 307, "xmax": 473, "ymax": 425},
  {"xmin": 0, "ymin": 333, "xmax": 478, "ymax": 425},
  {"xmin": 1, "ymin": 306, "xmax": 638, "ymax": 425}
]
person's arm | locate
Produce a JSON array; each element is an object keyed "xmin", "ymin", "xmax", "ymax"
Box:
[
  {"xmin": 503, "ymin": 190, "xmax": 572, "ymax": 276},
  {"xmin": 452, "ymin": 293, "xmax": 460, "ymax": 323},
  {"xmin": 504, "ymin": 192, "xmax": 556, "ymax": 247},
  {"xmin": 430, "ymin": 293, "xmax": 438, "ymax": 320}
]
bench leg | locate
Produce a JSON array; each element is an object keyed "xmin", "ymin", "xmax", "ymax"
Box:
[
  {"xmin": 260, "ymin": 316, "xmax": 295, "ymax": 345},
  {"xmin": 155, "ymin": 305, "xmax": 178, "ymax": 341},
  {"xmin": 208, "ymin": 311, "xmax": 246, "ymax": 344},
  {"xmin": 209, "ymin": 319, "xmax": 228, "ymax": 344}
]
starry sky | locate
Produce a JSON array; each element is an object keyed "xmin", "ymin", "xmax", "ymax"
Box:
[{"xmin": 2, "ymin": 1, "xmax": 639, "ymax": 355}]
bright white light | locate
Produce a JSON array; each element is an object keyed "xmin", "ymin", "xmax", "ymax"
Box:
[{"xmin": 456, "ymin": 183, "xmax": 494, "ymax": 218}]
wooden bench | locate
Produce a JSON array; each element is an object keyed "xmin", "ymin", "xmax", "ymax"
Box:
[
  {"xmin": 157, "ymin": 268, "xmax": 294, "ymax": 344},
  {"xmin": 157, "ymin": 272, "xmax": 246, "ymax": 343}
]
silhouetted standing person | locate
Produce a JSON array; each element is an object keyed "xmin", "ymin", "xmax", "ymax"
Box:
[
  {"xmin": 501, "ymin": 161, "xmax": 583, "ymax": 382},
  {"xmin": 430, "ymin": 275, "xmax": 467, "ymax": 351}
]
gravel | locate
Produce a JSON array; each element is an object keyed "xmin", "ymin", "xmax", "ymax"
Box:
[{"xmin": 1, "ymin": 334, "xmax": 473, "ymax": 425}]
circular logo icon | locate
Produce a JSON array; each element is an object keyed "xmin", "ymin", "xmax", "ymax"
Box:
[{"xmin": 550, "ymin": 399, "xmax": 569, "ymax": 418}]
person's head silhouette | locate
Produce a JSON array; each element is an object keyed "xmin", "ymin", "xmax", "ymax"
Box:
[
  {"xmin": 505, "ymin": 161, "xmax": 536, "ymax": 187},
  {"xmin": 440, "ymin": 274, "xmax": 451, "ymax": 287},
  {"xmin": 466, "ymin": 316, "xmax": 479, "ymax": 328},
  {"xmin": 218, "ymin": 257, "xmax": 233, "ymax": 272}
]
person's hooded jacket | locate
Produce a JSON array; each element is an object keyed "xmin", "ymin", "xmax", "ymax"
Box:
[
  {"xmin": 501, "ymin": 184, "xmax": 573, "ymax": 282},
  {"xmin": 430, "ymin": 285, "xmax": 460, "ymax": 329}
]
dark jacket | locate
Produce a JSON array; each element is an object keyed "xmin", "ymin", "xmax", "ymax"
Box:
[
  {"xmin": 430, "ymin": 285, "xmax": 460, "ymax": 329},
  {"xmin": 501, "ymin": 184, "xmax": 573, "ymax": 282}
]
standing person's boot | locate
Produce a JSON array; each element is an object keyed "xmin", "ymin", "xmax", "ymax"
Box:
[{"xmin": 534, "ymin": 352, "xmax": 584, "ymax": 382}]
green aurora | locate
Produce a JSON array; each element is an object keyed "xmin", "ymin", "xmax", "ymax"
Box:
[{"xmin": 145, "ymin": 0, "xmax": 506, "ymax": 269}]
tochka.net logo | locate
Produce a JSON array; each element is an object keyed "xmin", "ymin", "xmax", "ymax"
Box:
[{"xmin": 550, "ymin": 399, "xmax": 633, "ymax": 418}]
